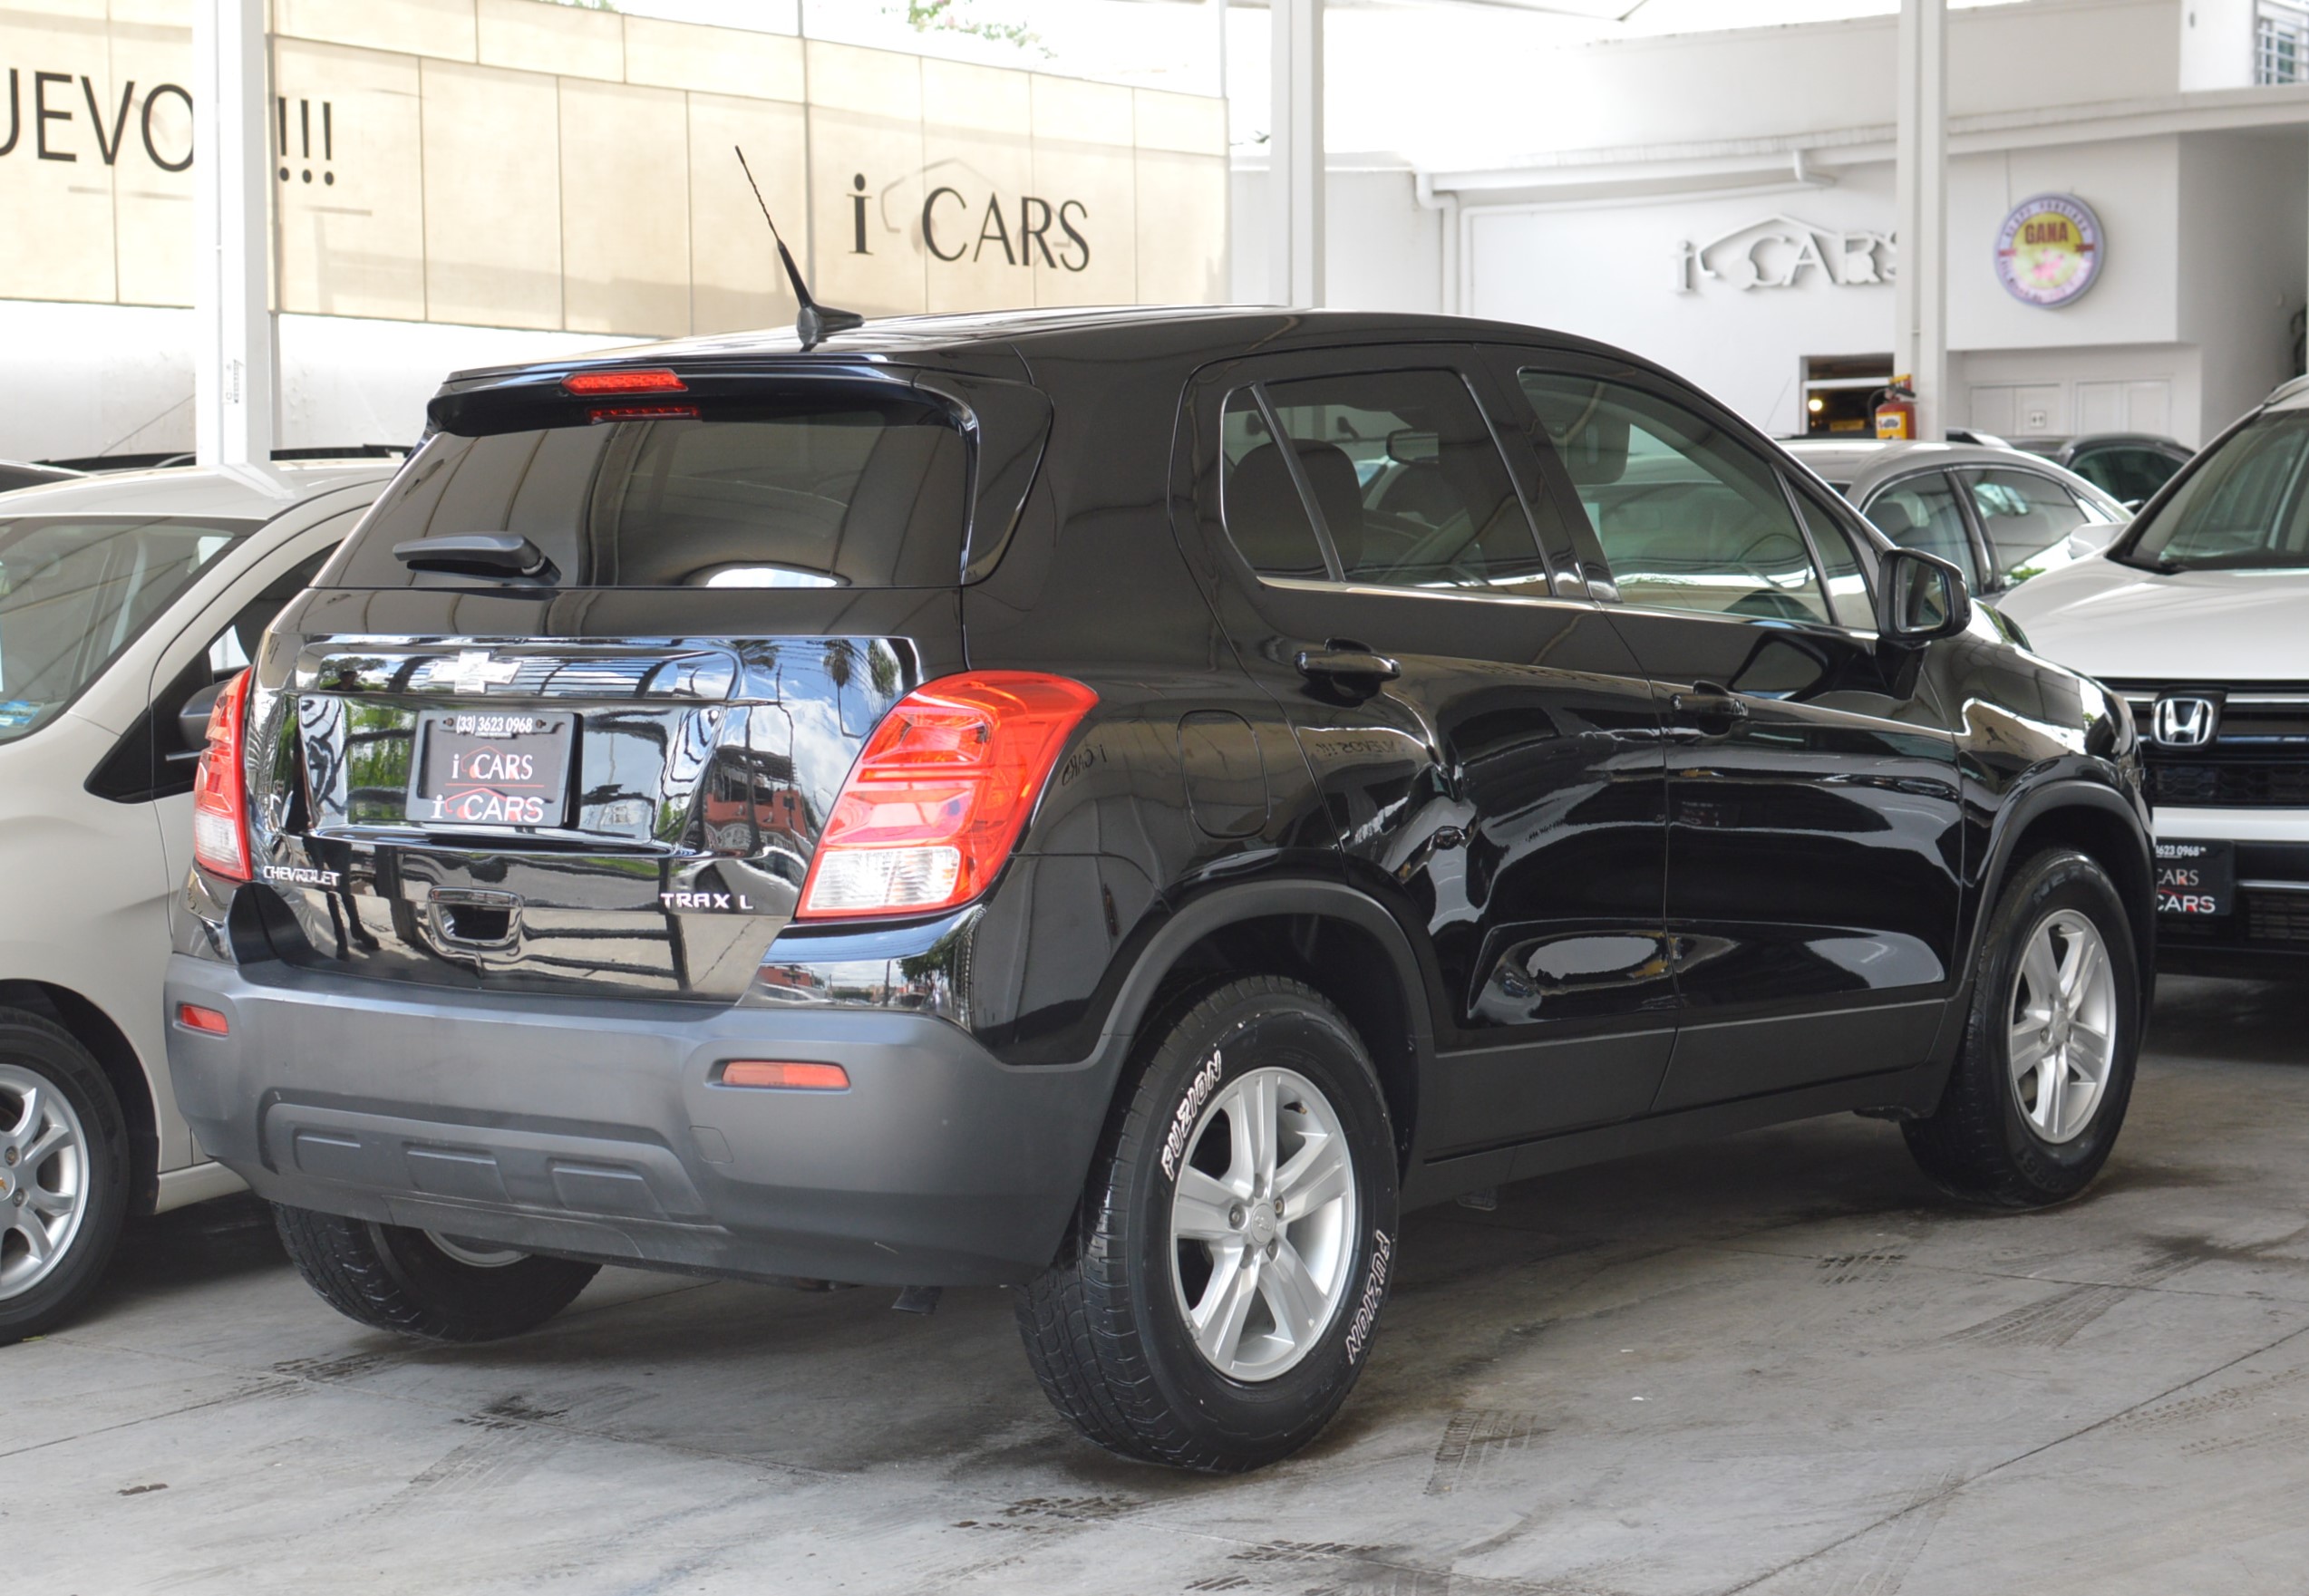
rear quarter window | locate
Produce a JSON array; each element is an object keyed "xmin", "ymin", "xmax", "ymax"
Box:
[{"xmin": 331, "ymin": 395, "xmax": 969, "ymax": 590}]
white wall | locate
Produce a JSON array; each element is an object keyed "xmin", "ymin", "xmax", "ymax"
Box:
[
  {"xmin": 1228, "ymin": 165, "xmax": 1445, "ymax": 314},
  {"xmin": 0, "ymin": 302, "xmax": 615, "ymax": 462},
  {"xmin": 2179, "ymin": 0, "xmax": 2260, "ymax": 89},
  {"xmin": 1463, "ymin": 167, "xmax": 1906, "ymax": 434},
  {"xmin": 2178, "ymin": 131, "xmax": 2308, "ymax": 436},
  {"xmin": 1955, "ymin": 342, "xmax": 2204, "ymax": 443}
]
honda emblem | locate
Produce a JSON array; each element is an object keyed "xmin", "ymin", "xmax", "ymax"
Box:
[{"xmin": 2152, "ymin": 696, "xmax": 2218, "ymax": 748}]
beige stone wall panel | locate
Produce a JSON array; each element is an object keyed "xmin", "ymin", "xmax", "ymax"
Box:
[
  {"xmin": 1, "ymin": 11, "xmax": 125, "ymax": 303},
  {"xmin": 1030, "ymin": 138, "xmax": 1132, "ymax": 308},
  {"xmin": 1030, "ymin": 73, "xmax": 1132, "ymax": 149},
  {"xmin": 918, "ymin": 63, "xmax": 1032, "ymax": 315},
  {"xmin": 1132, "ymin": 149, "xmax": 1225, "ymax": 306},
  {"xmin": 475, "ymin": 0, "xmax": 618, "ymax": 83},
  {"xmin": 804, "ymin": 44, "xmax": 932, "ymax": 316},
  {"xmin": 272, "ymin": 37, "xmax": 424, "ymax": 318},
  {"xmin": 624, "ymin": 15, "xmax": 801, "ymax": 102},
  {"xmin": 108, "ymin": 15, "xmax": 194, "ymax": 305},
  {"xmin": 271, "ymin": 0, "xmax": 474, "ymax": 63},
  {"xmin": 686, "ymin": 91, "xmax": 802, "ymax": 336},
  {"xmin": 420, "ymin": 58, "xmax": 558, "ymax": 329},
  {"xmin": 1132, "ymin": 86, "xmax": 1225, "ymax": 158},
  {"xmin": 557, "ymin": 75, "xmax": 689, "ymax": 336}
]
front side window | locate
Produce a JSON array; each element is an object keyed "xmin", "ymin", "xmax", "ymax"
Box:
[
  {"xmin": 1960, "ymin": 467, "xmax": 2101, "ymax": 587},
  {"xmin": 1219, "ymin": 369, "xmax": 1552, "ymax": 595},
  {"xmin": 1518, "ymin": 370, "xmax": 1829, "ymax": 624},
  {"xmin": 1860, "ymin": 473, "xmax": 1978, "ymax": 585},
  {"xmin": 1790, "ymin": 489, "xmax": 1872, "ymax": 627},
  {"xmin": 0, "ymin": 516, "xmax": 253, "ymax": 744}
]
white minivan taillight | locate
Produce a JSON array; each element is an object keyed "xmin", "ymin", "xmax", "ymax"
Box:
[
  {"xmin": 795, "ymin": 672, "xmax": 1097, "ymax": 921},
  {"xmin": 190, "ymin": 670, "xmax": 253, "ymax": 882}
]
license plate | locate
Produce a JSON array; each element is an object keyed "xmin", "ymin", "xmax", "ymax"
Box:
[
  {"xmin": 411, "ymin": 711, "xmax": 574, "ymax": 828},
  {"xmin": 2155, "ymin": 838, "xmax": 2234, "ymax": 916}
]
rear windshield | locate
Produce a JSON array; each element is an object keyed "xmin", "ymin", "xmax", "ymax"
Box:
[
  {"xmin": 331, "ymin": 395, "xmax": 970, "ymax": 590},
  {"xmin": 0, "ymin": 515, "xmax": 253, "ymax": 743}
]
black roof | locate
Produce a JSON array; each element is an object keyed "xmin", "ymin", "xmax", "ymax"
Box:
[{"xmin": 445, "ymin": 305, "xmax": 1617, "ymax": 389}]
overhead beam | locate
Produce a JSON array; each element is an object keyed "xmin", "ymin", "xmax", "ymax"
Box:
[
  {"xmin": 1893, "ymin": 0, "xmax": 1948, "ymax": 440},
  {"xmin": 1269, "ymin": 0, "xmax": 1324, "ymax": 307},
  {"xmin": 193, "ymin": 0, "xmax": 275, "ymax": 468}
]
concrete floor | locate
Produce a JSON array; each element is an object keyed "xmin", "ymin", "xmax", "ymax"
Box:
[{"xmin": 13, "ymin": 975, "xmax": 2309, "ymax": 1594}]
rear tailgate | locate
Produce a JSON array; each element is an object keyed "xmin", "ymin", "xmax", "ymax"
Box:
[{"xmin": 235, "ymin": 360, "xmax": 1043, "ymax": 1001}]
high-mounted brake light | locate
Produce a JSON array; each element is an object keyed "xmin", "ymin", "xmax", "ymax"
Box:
[
  {"xmin": 795, "ymin": 672, "xmax": 1098, "ymax": 921},
  {"xmin": 190, "ymin": 670, "xmax": 253, "ymax": 882},
  {"xmin": 561, "ymin": 367, "xmax": 688, "ymax": 397}
]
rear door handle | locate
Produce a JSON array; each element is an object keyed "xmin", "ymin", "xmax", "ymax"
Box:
[
  {"xmin": 1295, "ymin": 647, "xmax": 1402, "ymax": 684},
  {"xmin": 1669, "ymin": 681, "xmax": 1750, "ymax": 726}
]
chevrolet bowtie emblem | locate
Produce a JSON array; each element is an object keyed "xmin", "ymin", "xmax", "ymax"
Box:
[{"xmin": 445, "ymin": 651, "xmax": 522, "ymax": 693}]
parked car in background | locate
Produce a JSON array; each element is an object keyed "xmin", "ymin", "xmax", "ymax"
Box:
[
  {"xmin": 165, "ymin": 309, "xmax": 2151, "ymax": 1472},
  {"xmin": 2009, "ymin": 433, "xmax": 2194, "ymax": 508},
  {"xmin": 0, "ymin": 462, "xmax": 392, "ymax": 1342},
  {"xmin": 2001, "ymin": 376, "xmax": 2309, "ymax": 978},
  {"xmin": 1783, "ymin": 438, "xmax": 2129, "ymax": 599},
  {"xmin": 0, "ymin": 461, "xmax": 83, "ymax": 495}
]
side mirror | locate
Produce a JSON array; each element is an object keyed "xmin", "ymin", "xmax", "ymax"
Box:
[
  {"xmin": 1876, "ymin": 547, "xmax": 1973, "ymax": 643},
  {"xmin": 179, "ymin": 678, "xmax": 227, "ymax": 753}
]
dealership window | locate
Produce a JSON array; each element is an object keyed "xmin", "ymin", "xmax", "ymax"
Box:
[
  {"xmin": 1220, "ymin": 371, "xmax": 1552, "ymax": 595},
  {"xmin": 2260, "ymin": 0, "xmax": 2309, "ymax": 83},
  {"xmin": 1518, "ymin": 371, "xmax": 1831, "ymax": 624}
]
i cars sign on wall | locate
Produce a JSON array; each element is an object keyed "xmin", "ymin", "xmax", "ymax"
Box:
[{"xmin": 1994, "ymin": 193, "xmax": 2104, "ymax": 307}]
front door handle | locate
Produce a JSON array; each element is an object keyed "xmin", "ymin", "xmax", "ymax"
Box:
[
  {"xmin": 1295, "ymin": 646, "xmax": 1402, "ymax": 684},
  {"xmin": 1669, "ymin": 681, "xmax": 1750, "ymax": 728}
]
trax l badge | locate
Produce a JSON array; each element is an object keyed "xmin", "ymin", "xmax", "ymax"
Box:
[{"xmin": 658, "ymin": 891, "xmax": 755, "ymax": 913}]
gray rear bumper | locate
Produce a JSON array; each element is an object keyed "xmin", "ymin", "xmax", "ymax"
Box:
[{"xmin": 164, "ymin": 955, "xmax": 1119, "ymax": 1287}]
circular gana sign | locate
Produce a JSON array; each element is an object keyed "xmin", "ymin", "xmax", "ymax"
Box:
[{"xmin": 1995, "ymin": 193, "xmax": 2103, "ymax": 307}]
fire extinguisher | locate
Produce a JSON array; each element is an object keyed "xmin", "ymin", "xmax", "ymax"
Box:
[{"xmin": 1874, "ymin": 378, "xmax": 1917, "ymax": 440}]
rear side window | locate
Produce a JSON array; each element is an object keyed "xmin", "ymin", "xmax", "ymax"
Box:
[
  {"xmin": 332, "ymin": 396, "xmax": 969, "ymax": 590},
  {"xmin": 1219, "ymin": 368, "xmax": 1551, "ymax": 595},
  {"xmin": 2071, "ymin": 446, "xmax": 2180, "ymax": 505}
]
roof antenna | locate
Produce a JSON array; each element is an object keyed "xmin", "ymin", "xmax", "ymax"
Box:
[{"xmin": 735, "ymin": 146, "xmax": 864, "ymax": 353}]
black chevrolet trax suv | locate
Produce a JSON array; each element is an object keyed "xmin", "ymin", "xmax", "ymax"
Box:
[{"xmin": 167, "ymin": 308, "xmax": 2152, "ymax": 1472}]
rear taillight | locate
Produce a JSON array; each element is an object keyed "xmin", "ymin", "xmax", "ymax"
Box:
[
  {"xmin": 795, "ymin": 672, "xmax": 1098, "ymax": 921},
  {"xmin": 190, "ymin": 670, "xmax": 253, "ymax": 882}
]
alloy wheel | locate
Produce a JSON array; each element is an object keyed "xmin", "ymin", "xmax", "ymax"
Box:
[
  {"xmin": 2007, "ymin": 908, "xmax": 2118, "ymax": 1145},
  {"xmin": 1168, "ymin": 1065, "xmax": 1359, "ymax": 1382},
  {"xmin": 0, "ymin": 1064, "xmax": 92, "ymax": 1301}
]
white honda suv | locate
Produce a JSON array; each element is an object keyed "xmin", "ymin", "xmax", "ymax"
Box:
[
  {"xmin": 0, "ymin": 460, "xmax": 393, "ymax": 1340},
  {"xmin": 2001, "ymin": 375, "xmax": 2309, "ymax": 977}
]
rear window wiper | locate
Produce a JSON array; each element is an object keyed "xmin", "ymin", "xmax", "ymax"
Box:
[{"xmin": 393, "ymin": 533, "xmax": 558, "ymax": 582}]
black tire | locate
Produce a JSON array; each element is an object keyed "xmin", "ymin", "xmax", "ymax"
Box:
[
  {"xmin": 0, "ymin": 1010, "xmax": 131, "ymax": 1346},
  {"xmin": 1905, "ymin": 847, "xmax": 2141, "ymax": 1207},
  {"xmin": 272, "ymin": 1204, "xmax": 600, "ymax": 1342},
  {"xmin": 1016, "ymin": 975, "xmax": 1401, "ymax": 1473}
]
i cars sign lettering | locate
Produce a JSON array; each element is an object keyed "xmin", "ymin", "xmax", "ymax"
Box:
[{"xmin": 1994, "ymin": 193, "xmax": 2103, "ymax": 307}]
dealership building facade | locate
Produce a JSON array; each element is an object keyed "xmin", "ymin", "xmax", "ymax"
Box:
[
  {"xmin": 1253, "ymin": 0, "xmax": 2309, "ymax": 447},
  {"xmin": 0, "ymin": 0, "xmax": 1228, "ymax": 460}
]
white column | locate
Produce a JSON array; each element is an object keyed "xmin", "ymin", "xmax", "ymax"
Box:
[
  {"xmin": 1893, "ymin": 0, "xmax": 1947, "ymax": 439},
  {"xmin": 192, "ymin": 0, "xmax": 274, "ymax": 468},
  {"xmin": 1268, "ymin": 0, "xmax": 1323, "ymax": 308}
]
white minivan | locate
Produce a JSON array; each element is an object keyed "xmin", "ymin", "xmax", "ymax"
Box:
[
  {"xmin": 2001, "ymin": 375, "xmax": 2309, "ymax": 978},
  {"xmin": 0, "ymin": 461, "xmax": 393, "ymax": 1340}
]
